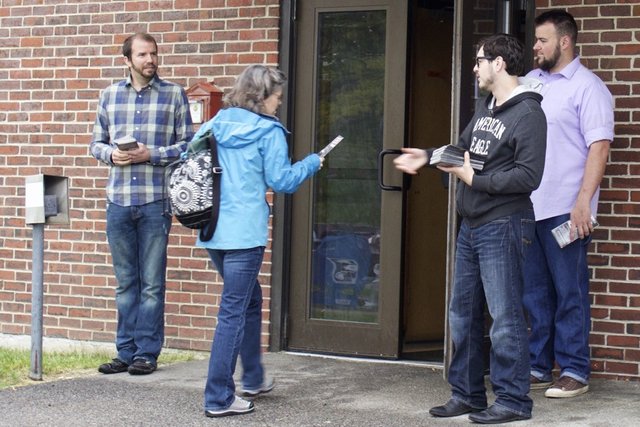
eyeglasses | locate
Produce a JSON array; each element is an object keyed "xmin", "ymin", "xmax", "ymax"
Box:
[{"xmin": 475, "ymin": 56, "xmax": 494, "ymax": 67}]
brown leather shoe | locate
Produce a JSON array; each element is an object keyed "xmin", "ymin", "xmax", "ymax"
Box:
[{"xmin": 544, "ymin": 376, "xmax": 589, "ymax": 398}]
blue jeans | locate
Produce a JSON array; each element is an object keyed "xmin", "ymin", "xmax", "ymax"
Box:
[
  {"xmin": 523, "ymin": 214, "xmax": 591, "ymax": 384},
  {"xmin": 448, "ymin": 212, "xmax": 534, "ymax": 417},
  {"xmin": 106, "ymin": 200, "xmax": 171, "ymax": 365},
  {"xmin": 204, "ymin": 246, "xmax": 266, "ymax": 411}
]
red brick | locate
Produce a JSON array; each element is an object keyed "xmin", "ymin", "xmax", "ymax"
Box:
[
  {"xmin": 594, "ymin": 294, "xmax": 629, "ymax": 307},
  {"xmin": 607, "ymin": 335, "xmax": 640, "ymax": 348},
  {"xmin": 592, "ymin": 320, "xmax": 625, "ymax": 334},
  {"xmin": 612, "ymin": 307, "xmax": 640, "ymax": 321},
  {"xmin": 627, "ymin": 324, "xmax": 640, "ymax": 335},
  {"xmin": 605, "ymin": 361, "xmax": 639, "ymax": 375}
]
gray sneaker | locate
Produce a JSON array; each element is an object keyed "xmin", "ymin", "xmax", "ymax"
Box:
[
  {"xmin": 242, "ymin": 377, "xmax": 275, "ymax": 397},
  {"xmin": 530, "ymin": 374, "xmax": 553, "ymax": 390},
  {"xmin": 204, "ymin": 396, "xmax": 255, "ymax": 418}
]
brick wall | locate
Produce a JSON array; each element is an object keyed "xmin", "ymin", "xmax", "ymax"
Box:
[
  {"xmin": 1, "ymin": 0, "xmax": 638, "ymax": 380},
  {"xmin": 0, "ymin": 0, "xmax": 281, "ymax": 352},
  {"xmin": 534, "ymin": 1, "xmax": 640, "ymax": 380}
]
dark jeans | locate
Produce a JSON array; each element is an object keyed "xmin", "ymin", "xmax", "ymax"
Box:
[
  {"xmin": 448, "ymin": 211, "xmax": 534, "ymax": 417},
  {"xmin": 106, "ymin": 200, "xmax": 171, "ymax": 365},
  {"xmin": 523, "ymin": 214, "xmax": 591, "ymax": 384}
]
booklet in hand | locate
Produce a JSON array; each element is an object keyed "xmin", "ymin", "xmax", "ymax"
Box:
[
  {"xmin": 551, "ymin": 216, "xmax": 599, "ymax": 248},
  {"xmin": 114, "ymin": 135, "xmax": 138, "ymax": 151},
  {"xmin": 318, "ymin": 135, "xmax": 344, "ymax": 159},
  {"xmin": 429, "ymin": 144, "xmax": 485, "ymax": 171}
]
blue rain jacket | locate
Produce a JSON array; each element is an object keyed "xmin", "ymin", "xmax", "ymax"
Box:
[{"xmin": 191, "ymin": 107, "xmax": 321, "ymax": 249}]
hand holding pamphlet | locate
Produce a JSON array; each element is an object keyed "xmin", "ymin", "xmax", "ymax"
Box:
[
  {"xmin": 114, "ymin": 135, "xmax": 138, "ymax": 151},
  {"xmin": 551, "ymin": 216, "xmax": 599, "ymax": 248},
  {"xmin": 318, "ymin": 135, "xmax": 344, "ymax": 159}
]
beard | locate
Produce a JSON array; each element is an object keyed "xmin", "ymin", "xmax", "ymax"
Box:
[
  {"xmin": 477, "ymin": 72, "xmax": 494, "ymax": 92},
  {"xmin": 537, "ymin": 43, "xmax": 561, "ymax": 72},
  {"xmin": 130, "ymin": 62, "xmax": 157, "ymax": 82}
]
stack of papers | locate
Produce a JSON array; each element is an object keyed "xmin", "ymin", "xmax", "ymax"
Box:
[{"xmin": 429, "ymin": 145, "xmax": 485, "ymax": 171}]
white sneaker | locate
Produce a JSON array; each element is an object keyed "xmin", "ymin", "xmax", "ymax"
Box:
[
  {"xmin": 242, "ymin": 377, "xmax": 275, "ymax": 397},
  {"xmin": 204, "ymin": 396, "xmax": 255, "ymax": 417}
]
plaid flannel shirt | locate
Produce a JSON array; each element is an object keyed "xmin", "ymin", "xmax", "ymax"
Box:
[{"xmin": 90, "ymin": 75, "xmax": 193, "ymax": 206}]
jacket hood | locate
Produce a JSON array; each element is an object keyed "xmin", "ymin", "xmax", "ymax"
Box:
[
  {"xmin": 212, "ymin": 107, "xmax": 289, "ymax": 149},
  {"xmin": 516, "ymin": 76, "xmax": 543, "ymax": 94},
  {"xmin": 486, "ymin": 78, "xmax": 543, "ymax": 114}
]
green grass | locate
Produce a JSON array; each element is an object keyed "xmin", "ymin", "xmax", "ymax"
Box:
[{"xmin": 0, "ymin": 347, "xmax": 205, "ymax": 390}]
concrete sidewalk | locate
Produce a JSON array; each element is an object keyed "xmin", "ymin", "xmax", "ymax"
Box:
[{"xmin": 1, "ymin": 351, "xmax": 639, "ymax": 426}]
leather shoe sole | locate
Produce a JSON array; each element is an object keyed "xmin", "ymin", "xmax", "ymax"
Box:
[
  {"xmin": 468, "ymin": 405, "xmax": 530, "ymax": 424},
  {"xmin": 429, "ymin": 399, "xmax": 484, "ymax": 417}
]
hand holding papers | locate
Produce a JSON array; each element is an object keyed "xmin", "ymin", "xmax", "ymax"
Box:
[
  {"xmin": 551, "ymin": 216, "xmax": 599, "ymax": 248},
  {"xmin": 318, "ymin": 135, "xmax": 344, "ymax": 159},
  {"xmin": 114, "ymin": 135, "xmax": 139, "ymax": 151},
  {"xmin": 429, "ymin": 145, "xmax": 485, "ymax": 171}
]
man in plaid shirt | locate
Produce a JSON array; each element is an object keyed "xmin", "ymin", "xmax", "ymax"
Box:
[{"xmin": 90, "ymin": 32, "xmax": 193, "ymax": 375}]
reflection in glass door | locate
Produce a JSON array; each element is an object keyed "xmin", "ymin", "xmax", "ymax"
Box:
[{"xmin": 310, "ymin": 11, "xmax": 386, "ymax": 324}]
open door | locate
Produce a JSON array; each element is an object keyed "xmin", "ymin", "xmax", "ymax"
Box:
[{"xmin": 287, "ymin": 0, "xmax": 407, "ymax": 357}]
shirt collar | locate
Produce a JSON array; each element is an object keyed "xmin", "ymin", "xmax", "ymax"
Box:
[
  {"xmin": 534, "ymin": 55, "xmax": 581, "ymax": 80},
  {"xmin": 125, "ymin": 74, "xmax": 159, "ymax": 90}
]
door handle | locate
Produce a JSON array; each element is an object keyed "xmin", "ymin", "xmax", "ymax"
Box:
[{"xmin": 378, "ymin": 149, "xmax": 403, "ymax": 191}]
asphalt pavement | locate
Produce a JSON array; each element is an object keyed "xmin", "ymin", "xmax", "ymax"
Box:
[{"xmin": 1, "ymin": 349, "xmax": 639, "ymax": 426}]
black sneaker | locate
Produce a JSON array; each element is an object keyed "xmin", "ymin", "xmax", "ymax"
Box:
[
  {"xmin": 98, "ymin": 358, "xmax": 129, "ymax": 374},
  {"xmin": 127, "ymin": 358, "xmax": 157, "ymax": 375}
]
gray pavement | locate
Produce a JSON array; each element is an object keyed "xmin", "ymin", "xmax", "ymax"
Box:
[{"xmin": 1, "ymin": 351, "xmax": 639, "ymax": 426}]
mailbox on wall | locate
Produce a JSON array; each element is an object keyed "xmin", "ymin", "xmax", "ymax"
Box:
[
  {"xmin": 186, "ymin": 81, "xmax": 223, "ymax": 124},
  {"xmin": 24, "ymin": 174, "xmax": 69, "ymax": 225}
]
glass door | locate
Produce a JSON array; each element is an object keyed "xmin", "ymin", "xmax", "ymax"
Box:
[{"xmin": 287, "ymin": 0, "xmax": 407, "ymax": 357}]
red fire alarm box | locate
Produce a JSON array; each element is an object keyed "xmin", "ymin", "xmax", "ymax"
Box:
[{"xmin": 186, "ymin": 81, "xmax": 223, "ymax": 124}]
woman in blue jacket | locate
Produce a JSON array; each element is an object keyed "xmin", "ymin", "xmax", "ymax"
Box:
[{"xmin": 192, "ymin": 65, "xmax": 322, "ymax": 418}]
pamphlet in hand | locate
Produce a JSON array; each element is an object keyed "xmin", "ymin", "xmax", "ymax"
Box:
[
  {"xmin": 429, "ymin": 144, "xmax": 485, "ymax": 171},
  {"xmin": 318, "ymin": 135, "xmax": 344, "ymax": 159},
  {"xmin": 551, "ymin": 216, "xmax": 599, "ymax": 248},
  {"xmin": 114, "ymin": 135, "xmax": 138, "ymax": 151}
]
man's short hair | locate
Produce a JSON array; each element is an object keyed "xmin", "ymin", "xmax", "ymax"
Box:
[
  {"xmin": 480, "ymin": 33, "xmax": 524, "ymax": 76},
  {"xmin": 535, "ymin": 9, "xmax": 578, "ymax": 45},
  {"xmin": 122, "ymin": 33, "xmax": 158, "ymax": 60}
]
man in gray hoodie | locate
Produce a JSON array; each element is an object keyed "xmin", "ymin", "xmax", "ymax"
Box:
[{"xmin": 395, "ymin": 33, "xmax": 546, "ymax": 424}]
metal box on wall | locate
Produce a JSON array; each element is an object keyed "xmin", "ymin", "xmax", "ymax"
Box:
[{"xmin": 24, "ymin": 174, "xmax": 69, "ymax": 225}]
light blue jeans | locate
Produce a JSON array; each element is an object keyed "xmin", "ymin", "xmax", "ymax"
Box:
[
  {"xmin": 448, "ymin": 212, "xmax": 534, "ymax": 417},
  {"xmin": 106, "ymin": 200, "xmax": 171, "ymax": 365},
  {"xmin": 204, "ymin": 246, "xmax": 266, "ymax": 411},
  {"xmin": 523, "ymin": 213, "xmax": 592, "ymax": 384}
]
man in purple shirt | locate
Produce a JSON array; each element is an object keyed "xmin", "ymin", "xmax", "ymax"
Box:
[{"xmin": 523, "ymin": 10, "xmax": 614, "ymax": 398}]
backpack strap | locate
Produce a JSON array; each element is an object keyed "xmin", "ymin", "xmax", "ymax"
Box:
[{"xmin": 199, "ymin": 133, "xmax": 222, "ymax": 242}]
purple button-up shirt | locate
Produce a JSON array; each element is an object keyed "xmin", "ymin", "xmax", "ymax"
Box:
[{"xmin": 526, "ymin": 56, "xmax": 614, "ymax": 221}]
